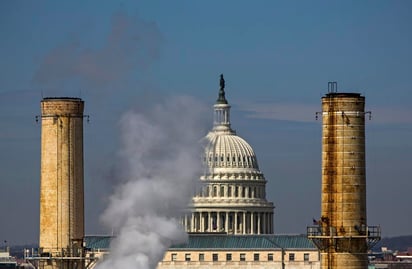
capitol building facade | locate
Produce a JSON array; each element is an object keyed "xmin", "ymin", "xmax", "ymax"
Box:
[
  {"xmin": 76, "ymin": 76, "xmax": 320, "ymax": 269},
  {"xmin": 156, "ymin": 76, "xmax": 319, "ymax": 269},
  {"xmin": 78, "ymin": 77, "xmax": 320, "ymax": 269}
]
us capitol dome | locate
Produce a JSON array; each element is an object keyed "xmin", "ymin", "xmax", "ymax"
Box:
[{"xmin": 183, "ymin": 75, "xmax": 275, "ymax": 235}]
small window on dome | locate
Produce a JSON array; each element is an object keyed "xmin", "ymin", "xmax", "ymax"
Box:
[
  {"xmin": 213, "ymin": 186, "xmax": 217, "ymax": 197},
  {"xmin": 233, "ymin": 156, "xmax": 236, "ymax": 162},
  {"xmin": 228, "ymin": 186, "xmax": 232, "ymax": 197},
  {"xmin": 221, "ymin": 155, "xmax": 224, "ymax": 162},
  {"xmin": 227, "ymin": 156, "xmax": 230, "ymax": 162},
  {"xmin": 220, "ymin": 186, "xmax": 224, "ymax": 197}
]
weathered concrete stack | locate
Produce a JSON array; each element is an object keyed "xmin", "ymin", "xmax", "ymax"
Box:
[
  {"xmin": 320, "ymin": 92, "xmax": 368, "ymax": 269},
  {"xmin": 308, "ymin": 85, "xmax": 381, "ymax": 268},
  {"xmin": 39, "ymin": 97, "xmax": 85, "ymax": 269}
]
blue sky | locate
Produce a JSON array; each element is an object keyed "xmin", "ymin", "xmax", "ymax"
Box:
[{"xmin": 1, "ymin": 1, "xmax": 411, "ymax": 245}]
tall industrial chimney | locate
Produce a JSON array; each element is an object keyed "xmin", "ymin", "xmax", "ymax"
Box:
[
  {"xmin": 308, "ymin": 82, "xmax": 380, "ymax": 269},
  {"xmin": 39, "ymin": 97, "xmax": 85, "ymax": 269}
]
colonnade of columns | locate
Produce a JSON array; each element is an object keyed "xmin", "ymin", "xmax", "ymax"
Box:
[
  {"xmin": 198, "ymin": 184, "xmax": 266, "ymax": 199},
  {"xmin": 183, "ymin": 211, "xmax": 273, "ymax": 234}
]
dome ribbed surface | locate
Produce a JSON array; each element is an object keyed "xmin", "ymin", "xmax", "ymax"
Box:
[{"xmin": 204, "ymin": 131, "xmax": 259, "ymax": 170}]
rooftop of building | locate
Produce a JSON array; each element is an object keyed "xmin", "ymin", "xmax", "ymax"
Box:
[{"xmin": 84, "ymin": 234, "xmax": 316, "ymax": 251}]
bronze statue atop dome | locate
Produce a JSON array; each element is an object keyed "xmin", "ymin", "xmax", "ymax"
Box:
[
  {"xmin": 220, "ymin": 74, "xmax": 225, "ymax": 90},
  {"xmin": 217, "ymin": 74, "xmax": 228, "ymax": 104}
]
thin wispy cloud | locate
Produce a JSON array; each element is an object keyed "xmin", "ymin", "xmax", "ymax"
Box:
[
  {"xmin": 238, "ymin": 102, "xmax": 320, "ymax": 123},
  {"xmin": 367, "ymin": 107, "xmax": 412, "ymax": 125},
  {"xmin": 238, "ymin": 102, "xmax": 412, "ymax": 125}
]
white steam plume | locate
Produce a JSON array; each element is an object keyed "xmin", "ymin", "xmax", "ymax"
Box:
[{"xmin": 96, "ymin": 96, "xmax": 208, "ymax": 269}]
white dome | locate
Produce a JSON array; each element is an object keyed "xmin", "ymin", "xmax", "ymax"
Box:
[{"xmin": 203, "ymin": 131, "xmax": 259, "ymax": 170}]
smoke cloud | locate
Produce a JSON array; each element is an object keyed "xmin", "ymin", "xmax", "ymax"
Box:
[
  {"xmin": 95, "ymin": 96, "xmax": 208, "ymax": 269},
  {"xmin": 32, "ymin": 11, "xmax": 162, "ymax": 90}
]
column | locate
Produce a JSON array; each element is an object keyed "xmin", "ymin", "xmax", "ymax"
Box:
[
  {"xmin": 200, "ymin": 212, "xmax": 204, "ymax": 232},
  {"xmin": 243, "ymin": 212, "xmax": 246, "ymax": 234},
  {"xmin": 217, "ymin": 212, "xmax": 220, "ymax": 232},
  {"xmin": 208, "ymin": 212, "xmax": 211, "ymax": 232},
  {"xmin": 257, "ymin": 213, "xmax": 261, "ymax": 234},
  {"xmin": 234, "ymin": 212, "xmax": 238, "ymax": 235},
  {"xmin": 198, "ymin": 212, "xmax": 201, "ymax": 232},
  {"xmin": 263, "ymin": 212, "xmax": 268, "ymax": 234},
  {"xmin": 251, "ymin": 212, "xmax": 254, "ymax": 234},
  {"xmin": 225, "ymin": 212, "xmax": 229, "ymax": 233},
  {"xmin": 262, "ymin": 213, "xmax": 266, "ymax": 234}
]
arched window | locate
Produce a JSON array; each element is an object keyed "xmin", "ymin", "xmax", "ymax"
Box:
[
  {"xmin": 228, "ymin": 186, "xmax": 232, "ymax": 197},
  {"xmin": 213, "ymin": 186, "xmax": 217, "ymax": 197},
  {"xmin": 220, "ymin": 186, "xmax": 224, "ymax": 197}
]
